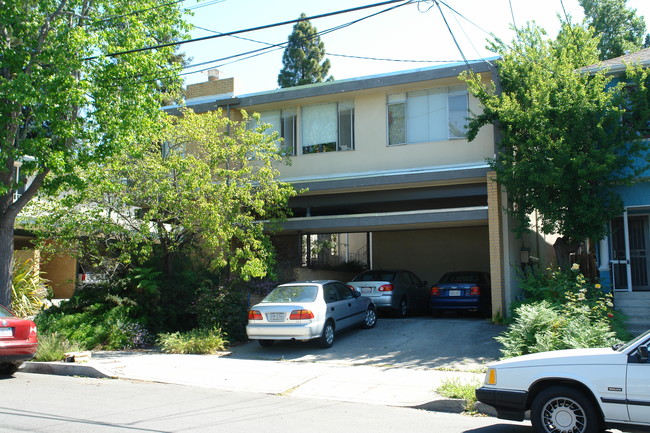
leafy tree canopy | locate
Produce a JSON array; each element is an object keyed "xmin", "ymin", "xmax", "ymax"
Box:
[
  {"xmin": 277, "ymin": 13, "xmax": 333, "ymax": 88},
  {"xmin": 23, "ymin": 109, "xmax": 297, "ymax": 281},
  {"xmin": 461, "ymin": 22, "xmax": 650, "ymax": 269},
  {"xmin": 579, "ymin": 0, "xmax": 647, "ymax": 60},
  {"xmin": 0, "ymin": 0, "xmax": 189, "ymax": 306}
]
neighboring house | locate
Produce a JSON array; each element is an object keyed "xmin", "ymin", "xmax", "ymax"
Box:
[
  {"xmin": 585, "ymin": 48, "xmax": 650, "ymax": 335},
  {"xmin": 169, "ymin": 60, "xmax": 557, "ymax": 318},
  {"xmin": 13, "ymin": 161, "xmax": 77, "ymax": 300}
]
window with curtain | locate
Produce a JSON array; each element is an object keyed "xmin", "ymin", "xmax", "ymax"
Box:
[
  {"xmin": 302, "ymin": 100, "xmax": 354, "ymax": 154},
  {"xmin": 255, "ymin": 108, "xmax": 297, "ymax": 155},
  {"xmin": 387, "ymin": 85, "xmax": 468, "ymax": 145}
]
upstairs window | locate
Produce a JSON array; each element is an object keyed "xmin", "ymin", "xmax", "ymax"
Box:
[
  {"xmin": 301, "ymin": 100, "xmax": 354, "ymax": 154},
  {"xmin": 257, "ymin": 108, "xmax": 297, "ymax": 155},
  {"xmin": 387, "ymin": 85, "xmax": 468, "ymax": 145}
]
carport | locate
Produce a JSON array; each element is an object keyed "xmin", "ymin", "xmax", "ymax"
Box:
[{"xmin": 270, "ymin": 165, "xmax": 507, "ymax": 317}]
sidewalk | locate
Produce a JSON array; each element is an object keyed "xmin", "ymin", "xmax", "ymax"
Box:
[{"xmin": 21, "ymin": 350, "xmax": 490, "ymax": 413}]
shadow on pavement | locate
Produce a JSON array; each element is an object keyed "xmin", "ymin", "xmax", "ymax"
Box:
[{"xmin": 229, "ymin": 316, "xmax": 505, "ymax": 371}]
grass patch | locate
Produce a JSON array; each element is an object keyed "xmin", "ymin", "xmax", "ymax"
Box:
[
  {"xmin": 436, "ymin": 377, "xmax": 481, "ymax": 412},
  {"xmin": 34, "ymin": 333, "xmax": 83, "ymax": 362},
  {"xmin": 157, "ymin": 328, "xmax": 227, "ymax": 354}
]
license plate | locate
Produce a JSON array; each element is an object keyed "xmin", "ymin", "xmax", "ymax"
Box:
[
  {"xmin": 267, "ymin": 313, "xmax": 285, "ymax": 322},
  {"xmin": 361, "ymin": 287, "xmax": 372, "ymax": 293},
  {"xmin": 0, "ymin": 327, "xmax": 12, "ymax": 337},
  {"xmin": 448, "ymin": 290, "xmax": 462, "ymax": 297}
]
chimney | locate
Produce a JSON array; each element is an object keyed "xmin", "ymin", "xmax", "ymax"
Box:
[
  {"xmin": 185, "ymin": 69, "xmax": 235, "ymax": 103},
  {"xmin": 205, "ymin": 69, "xmax": 221, "ymax": 81}
]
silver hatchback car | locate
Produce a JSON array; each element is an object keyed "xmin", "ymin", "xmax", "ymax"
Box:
[{"xmin": 246, "ymin": 280, "xmax": 377, "ymax": 348}]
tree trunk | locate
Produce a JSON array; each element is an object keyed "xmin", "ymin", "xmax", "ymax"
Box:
[
  {"xmin": 0, "ymin": 216, "xmax": 15, "ymax": 308},
  {"xmin": 553, "ymin": 236, "xmax": 581, "ymax": 271}
]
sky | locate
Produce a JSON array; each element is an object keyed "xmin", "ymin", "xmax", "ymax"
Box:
[{"xmin": 179, "ymin": 0, "xmax": 650, "ymax": 95}]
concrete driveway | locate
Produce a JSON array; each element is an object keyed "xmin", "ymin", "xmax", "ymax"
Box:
[{"xmin": 230, "ymin": 315, "xmax": 505, "ymax": 371}]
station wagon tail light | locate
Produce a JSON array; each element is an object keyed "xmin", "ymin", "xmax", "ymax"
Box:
[
  {"xmin": 289, "ymin": 310, "xmax": 314, "ymax": 320},
  {"xmin": 431, "ymin": 286, "xmax": 440, "ymax": 296},
  {"xmin": 248, "ymin": 310, "xmax": 263, "ymax": 320},
  {"xmin": 378, "ymin": 284, "xmax": 393, "ymax": 292},
  {"xmin": 486, "ymin": 368, "xmax": 497, "ymax": 385},
  {"xmin": 470, "ymin": 286, "xmax": 481, "ymax": 296}
]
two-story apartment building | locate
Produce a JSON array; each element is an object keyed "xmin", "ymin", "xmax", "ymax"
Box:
[{"xmin": 175, "ymin": 60, "xmax": 530, "ymax": 318}]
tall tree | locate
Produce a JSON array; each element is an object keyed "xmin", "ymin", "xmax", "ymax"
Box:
[
  {"xmin": 278, "ymin": 13, "xmax": 333, "ymax": 88},
  {"xmin": 23, "ymin": 109, "xmax": 297, "ymax": 280},
  {"xmin": 461, "ymin": 23, "xmax": 650, "ymax": 270},
  {"xmin": 0, "ymin": 1, "xmax": 189, "ymax": 307},
  {"xmin": 579, "ymin": 0, "xmax": 647, "ymax": 60}
]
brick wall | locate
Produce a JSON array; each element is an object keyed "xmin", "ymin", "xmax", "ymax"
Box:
[
  {"xmin": 186, "ymin": 78, "xmax": 235, "ymax": 100},
  {"xmin": 487, "ymin": 171, "xmax": 505, "ymax": 318}
]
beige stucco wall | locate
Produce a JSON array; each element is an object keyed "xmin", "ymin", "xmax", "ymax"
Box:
[
  {"xmin": 41, "ymin": 254, "xmax": 77, "ymax": 299},
  {"xmin": 372, "ymin": 226, "xmax": 490, "ymax": 286},
  {"xmin": 245, "ymin": 75, "xmax": 495, "ymax": 181}
]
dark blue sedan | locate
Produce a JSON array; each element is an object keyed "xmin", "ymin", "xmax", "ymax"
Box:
[{"xmin": 430, "ymin": 271, "xmax": 491, "ymax": 317}]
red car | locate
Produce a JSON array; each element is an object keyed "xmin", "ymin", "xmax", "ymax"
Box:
[{"xmin": 0, "ymin": 304, "xmax": 38, "ymax": 375}]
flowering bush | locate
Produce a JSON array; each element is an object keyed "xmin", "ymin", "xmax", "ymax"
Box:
[{"xmin": 498, "ymin": 265, "xmax": 627, "ymax": 358}]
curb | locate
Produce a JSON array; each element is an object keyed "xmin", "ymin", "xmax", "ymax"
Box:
[{"xmin": 21, "ymin": 361, "xmax": 116, "ymax": 379}]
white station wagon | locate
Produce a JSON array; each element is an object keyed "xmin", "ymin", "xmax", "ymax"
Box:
[{"xmin": 476, "ymin": 329, "xmax": 650, "ymax": 433}]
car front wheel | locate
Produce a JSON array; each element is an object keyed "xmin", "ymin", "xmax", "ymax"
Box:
[
  {"xmin": 530, "ymin": 385, "xmax": 602, "ymax": 433},
  {"xmin": 318, "ymin": 321, "xmax": 335, "ymax": 348}
]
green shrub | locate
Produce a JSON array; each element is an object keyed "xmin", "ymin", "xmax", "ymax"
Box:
[
  {"xmin": 157, "ymin": 328, "xmax": 227, "ymax": 354},
  {"xmin": 194, "ymin": 278, "xmax": 262, "ymax": 343},
  {"xmin": 498, "ymin": 298, "xmax": 621, "ymax": 358},
  {"xmin": 34, "ymin": 332, "xmax": 83, "ymax": 362},
  {"xmin": 36, "ymin": 302, "xmax": 153, "ymax": 350}
]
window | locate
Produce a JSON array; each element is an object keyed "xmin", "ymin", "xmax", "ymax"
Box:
[
  {"xmin": 257, "ymin": 108, "xmax": 297, "ymax": 155},
  {"xmin": 302, "ymin": 100, "xmax": 354, "ymax": 154},
  {"xmin": 387, "ymin": 85, "xmax": 469, "ymax": 145}
]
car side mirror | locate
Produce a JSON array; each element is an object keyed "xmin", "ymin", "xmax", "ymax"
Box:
[
  {"xmin": 638, "ymin": 345, "xmax": 649, "ymax": 362},
  {"xmin": 352, "ymin": 290, "xmax": 361, "ymax": 298}
]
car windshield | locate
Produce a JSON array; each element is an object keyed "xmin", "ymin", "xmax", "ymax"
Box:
[
  {"xmin": 439, "ymin": 273, "xmax": 481, "ymax": 284},
  {"xmin": 353, "ymin": 271, "xmax": 396, "ymax": 282},
  {"xmin": 614, "ymin": 328, "xmax": 650, "ymax": 352},
  {"xmin": 262, "ymin": 285, "xmax": 318, "ymax": 303},
  {"xmin": 0, "ymin": 305, "xmax": 13, "ymax": 317}
]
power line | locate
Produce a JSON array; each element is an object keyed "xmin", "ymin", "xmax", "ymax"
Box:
[
  {"xmin": 83, "ymin": 0, "xmax": 414, "ymax": 61},
  {"xmin": 432, "ymin": 1, "xmax": 472, "ymax": 71},
  {"xmin": 183, "ymin": 0, "xmax": 413, "ymax": 73}
]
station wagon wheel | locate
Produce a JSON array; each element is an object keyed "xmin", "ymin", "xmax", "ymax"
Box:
[
  {"xmin": 318, "ymin": 320, "xmax": 335, "ymax": 348},
  {"xmin": 531, "ymin": 385, "xmax": 602, "ymax": 433},
  {"xmin": 362, "ymin": 306, "xmax": 377, "ymax": 329}
]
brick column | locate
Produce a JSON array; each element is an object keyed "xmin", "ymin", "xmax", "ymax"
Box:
[{"xmin": 487, "ymin": 171, "xmax": 505, "ymax": 319}]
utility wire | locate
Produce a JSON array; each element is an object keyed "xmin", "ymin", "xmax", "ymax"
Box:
[
  {"xmin": 83, "ymin": 0, "xmax": 413, "ymax": 61},
  {"xmin": 432, "ymin": 1, "xmax": 472, "ymax": 71},
  {"xmin": 183, "ymin": 0, "xmax": 412, "ymax": 73}
]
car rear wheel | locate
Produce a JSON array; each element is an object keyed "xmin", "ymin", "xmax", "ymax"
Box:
[
  {"xmin": 258, "ymin": 339, "xmax": 274, "ymax": 348},
  {"xmin": 318, "ymin": 321, "xmax": 335, "ymax": 348},
  {"xmin": 396, "ymin": 298, "xmax": 408, "ymax": 318},
  {"xmin": 0, "ymin": 362, "xmax": 19, "ymax": 376},
  {"xmin": 361, "ymin": 307, "xmax": 377, "ymax": 329},
  {"xmin": 531, "ymin": 385, "xmax": 602, "ymax": 433}
]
